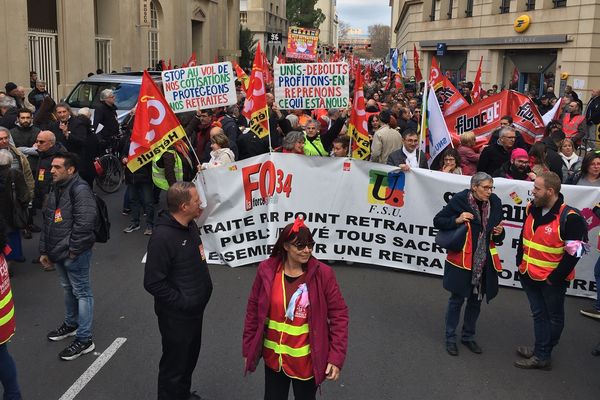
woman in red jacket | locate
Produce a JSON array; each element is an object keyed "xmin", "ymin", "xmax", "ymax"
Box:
[{"xmin": 243, "ymin": 218, "xmax": 349, "ymax": 400}]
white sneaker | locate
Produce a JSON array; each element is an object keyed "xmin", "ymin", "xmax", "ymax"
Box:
[{"xmin": 123, "ymin": 224, "xmax": 140, "ymax": 233}]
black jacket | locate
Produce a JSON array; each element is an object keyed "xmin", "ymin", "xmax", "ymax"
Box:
[
  {"xmin": 433, "ymin": 189, "xmax": 504, "ymax": 302},
  {"xmin": 516, "ymin": 194, "xmax": 587, "ymax": 284},
  {"xmin": 144, "ymin": 211, "xmax": 213, "ymax": 319},
  {"xmin": 10, "ymin": 125, "xmax": 40, "ymax": 148},
  {"xmin": 93, "ymin": 102, "xmax": 119, "ymax": 141},
  {"xmin": 0, "ymin": 107, "xmax": 18, "ymax": 130},
  {"xmin": 586, "ymin": 95, "xmax": 600, "ymax": 125},
  {"xmin": 477, "ymin": 142, "xmax": 513, "ymax": 176},
  {"xmin": 51, "ymin": 116, "xmax": 89, "ymax": 155},
  {"xmin": 34, "ymin": 143, "xmax": 66, "ymax": 209},
  {"xmin": 40, "ymin": 174, "xmax": 97, "ymax": 262},
  {"xmin": 219, "ymin": 114, "xmax": 240, "ymax": 159},
  {"xmin": 540, "ymin": 137, "xmax": 564, "ymax": 181}
]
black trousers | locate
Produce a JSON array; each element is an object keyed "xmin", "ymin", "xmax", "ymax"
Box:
[
  {"xmin": 156, "ymin": 311, "xmax": 204, "ymax": 400},
  {"xmin": 264, "ymin": 365, "xmax": 317, "ymax": 400}
]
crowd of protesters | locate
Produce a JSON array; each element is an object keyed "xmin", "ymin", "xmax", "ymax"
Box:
[{"xmin": 2, "ymin": 65, "xmax": 600, "ymax": 398}]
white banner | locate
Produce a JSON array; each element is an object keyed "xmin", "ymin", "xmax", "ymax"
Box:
[
  {"xmin": 197, "ymin": 154, "xmax": 599, "ymax": 298},
  {"xmin": 274, "ymin": 62, "xmax": 349, "ymax": 110},
  {"xmin": 161, "ymin": 62, "xmax": 237, "ymax": 113}
]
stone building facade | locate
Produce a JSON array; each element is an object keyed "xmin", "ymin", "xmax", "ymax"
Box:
[
  {"xmin": 240, "ymin": 0, "xmax": 287, "ymax": 60},
  {"xmin": 391, "ymin": 0, "xmax": 600, "ymax": 103},
  {"xmin": 0, "ymin": 0, "xmax": 240, "ymax": 98}
]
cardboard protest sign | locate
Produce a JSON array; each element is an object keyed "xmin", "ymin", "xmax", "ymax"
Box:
[
  {"xmin": 161, "ymin": 62, "xmax": 237, "ymax": 113},
  {"xmin": 274, "ymin": 62, "xmax": 350, "ymax": 110},
  {"xmin": 286, "ymin": 26, "xmax": 319, "ymax": 61}
]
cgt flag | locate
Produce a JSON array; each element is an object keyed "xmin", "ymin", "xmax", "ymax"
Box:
[
  {"xmin": 348, "ymin": 66, "xmax": 370, "ymax": 160},
  {"xmin": 182, "ymin": 52, "xmax": 197, "ymax": 68},
  {"xmin": 471, "ymin": 56, "xmax": 483, "ymax": 103},
  {"xmin": 234, "ymin": 62, "xmax": 250, "ymax": 93},
  {"xmin": 429, "ymin": 57, "xmax": 468, "ymax": 116},
  {"xmin": 242, "ymin": 42, "xmax": 270, "ymax": 139},
  {"xmin": 127, "ymin": 70, "xmax": 187, "ymax": 172}
]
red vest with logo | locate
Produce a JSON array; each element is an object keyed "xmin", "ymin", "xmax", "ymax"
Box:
[
  {"xmin": 263, "ymin": 267, "xmax": 313, "ymax": 380},
  {"xmin": 562, "ymin": 114, "xmax": 585, "ymax": 140},
  {"xmin": 0, "ymin": 250, "xmax": 16, "ymax": 345},
  {"xmin": 446, "ymin": 223, "xmax": 503, "ymax": 272},
  {"xmin": 519, "ymin": 204, "xmax": 575, "ymax": 281}
]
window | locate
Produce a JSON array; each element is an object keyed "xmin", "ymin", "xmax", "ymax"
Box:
[
  {"xmin": 447, "ymin": 0, "xmax": 454, "ymax": 18},
  {"xmin": 499, "ymin": 0, "xmax": 510, "ymax": 13},
  {"xmin": 465, "ymin": 0, "xmax": 473, "ymax": 17},
  {"xmin": 526, "ymin": 0, "xmax": 535, "ymax": 11},
  {"xmin": 148, "ymin": 0, "xmax": 159, "ymax": 69},
  {"xmin": 553, "ymin": 0, "xmax": 566, "ymax": 7},
  {"xmin": 65, "ymin": 82, "xmax": 141, "ymax": 111},
  {"xmin": 430, "ymin": 0, "xmax": 437, "ymax": 21}
]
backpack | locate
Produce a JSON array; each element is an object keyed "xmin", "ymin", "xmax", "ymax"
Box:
[{"xmin": 69, "ymin": 182, "xmax": 111, "ymax": 243}]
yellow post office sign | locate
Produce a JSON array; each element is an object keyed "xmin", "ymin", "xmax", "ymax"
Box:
[{"xmin": 514, "ymin": 15, "xmax": 531, "ymax": 33}]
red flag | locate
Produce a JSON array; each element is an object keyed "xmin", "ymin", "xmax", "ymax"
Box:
[
  {"xmin": 242, "ymin": 43, "xmax": 270, "ymax": 139},
  {"xmin": 233, "ymin": 62, "xmax": 250, "ymax": 93},
  {"xmin": 471, "ymin": 56, "xmax": 483, "ymax": 103},
  {"xmin": 182, "ymin": 52, "xmax": 197, "ymax": 68},
  {"xmin": 276, "ymin": 52, "xmax": 286, "ymax": 64},
  {"xmin": 394, "ymin": 73, "xmax": 403, "ymax": 90},
  {"xmin": 413, "ymin": 44, "xmax": 423, "ymax": 82},
  {"xmin": 262, "ymin": 51, "xmax": 273, "ymax": 86},
  {"xmin": 348, "ymin": 67, "xmax": 370, "ymax": 160},
  {"xmin": 429, "ymin": 57, "xmax": 443, "ymax": 90},
  {"xmin": 127, "ymin": 71, "xmax": 187, "ymax": 172},
  {"xmin": 430, "ymin": 57, "xmax": 468, "ymax": 116},
  {"xmin": 167, "ymin": 58, "xmax": 172, "ymax": 70},
  {"xmin": 511, "ymin": 66, "xmax": 519, "ymax": 86},
  {"xmin": 161, "ymin": 60, "xmax": 167, "ymax": 71}
]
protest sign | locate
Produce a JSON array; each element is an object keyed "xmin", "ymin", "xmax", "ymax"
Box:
[
  {"xmin": 286, "ymin": 26, "xmax": 319, "ymax": 61},
  {"xmin": 274, "ymin": 62, "xmax": 350, "ymax": 110},
  {"xmin": 161, "ymin": 62, "xmax": 237, "ymax": 113},
  {"xmin": 197, "ymin": 154, "xmax": 599, "ymax": 299}
]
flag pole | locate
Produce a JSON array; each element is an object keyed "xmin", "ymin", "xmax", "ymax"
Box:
[
  {"xmin": 183, "ymin": 134, "xmax": 202, "ymax": 165},
  {"xmin": 418, "ymin": 83, "xmax": 428, "ymax": 165}
]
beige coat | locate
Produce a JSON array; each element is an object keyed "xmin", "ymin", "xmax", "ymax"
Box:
[{"xmin": 370, "ymin": 124, "xmax": 403, "ymax": 164}]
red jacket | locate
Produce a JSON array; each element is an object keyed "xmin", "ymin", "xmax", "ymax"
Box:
[{"xmin": 243, "ymin": 256, "xmax": 349, "ymax": 386}]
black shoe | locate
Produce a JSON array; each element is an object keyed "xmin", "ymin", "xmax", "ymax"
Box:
[
  {"xmin": 59, "ymin": 339, "xmax": 95, "ymax": 361},
  {"xmin": 28, "ymin": 224, "xmax": 41, "ymax": 233},
  {"xmin": 188, "ymin": 392, "xmax": 207, "ymax": 400},
  {"xmin": 446, "ymin": 342, "xmax": 458, "ymax": 356},
  {"xmin": 22, "ymin": 229, "xmax": 32, "ymax": 239},
  {"xmin": 514, "ymin": 356, "xmax": 552, "ymax": 370},
  {"xmin": 461, "ymin": 340, "xmax": 482, "ymax": 354},
  {"xmin": 121, "ymin": 208, "xmax": 131, "ymax": 216},
  {"xmin": 47, "ymin": 323, "xmax": 77, "ymax": 341}
]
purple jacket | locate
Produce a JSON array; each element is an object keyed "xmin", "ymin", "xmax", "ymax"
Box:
[{"xmin": 242, "ymin": 256, "xmax": 349, "ymax": 386}]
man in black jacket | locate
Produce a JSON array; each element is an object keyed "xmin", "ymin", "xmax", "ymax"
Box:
[
  {"xmin": 144, "ymin": 181, "xmax": 213, "ymax": 400},
  {"xmin": 586, "ymin": 88, "xmax": 600, "ymax": 149},
  {"xmin": 40, "ymin": 152, "xmax": 97, "ymax": 361},
  {"xmin": 93, "ymin": 89, "xmax": 119, "ymax": 147},
  {"xmin": 477, "ymin": 126, "xmax": 517, "ymax": 175}
]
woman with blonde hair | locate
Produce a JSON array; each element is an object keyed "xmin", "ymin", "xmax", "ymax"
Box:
[
  {"xmin": 457, "ymin": 132, "xmax": 480, "ymax": 176},
  {"xmin": 200, "ymin": 132, "xmax": 235, "ymax": 169}
]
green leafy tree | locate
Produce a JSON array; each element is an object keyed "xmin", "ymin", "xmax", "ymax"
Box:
[
  {"xmin": 287, "ymin": 0, "xmax": 326, "ymax": 29},
  {"xmin": 239, "ymin": 27, "xmax": 258, "ymax": 69}
]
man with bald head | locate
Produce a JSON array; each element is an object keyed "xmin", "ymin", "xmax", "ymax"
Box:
[{"xmin": 33, "ymin": 130, "xmax": 66, "ymax": 210}]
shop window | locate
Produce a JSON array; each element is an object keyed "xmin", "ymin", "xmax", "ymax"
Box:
[
  {"xmin": 526, "ymin": 0, "xmax": 535, "ymax": 11},
  {"xmin": 553, "ymin": 0, "xmax": 566, "ymax": 7}
]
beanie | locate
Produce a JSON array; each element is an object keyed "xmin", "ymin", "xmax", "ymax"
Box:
[
  {"xmin": 511, "ymin": 148, "xmax": 529, "ymax": 161},
  {"xmin": 4, "ymin": 82, "xmax": 17, "ymax": 93}
]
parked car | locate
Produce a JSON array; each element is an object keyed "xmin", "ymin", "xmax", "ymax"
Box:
[{"xmin": 64, "ymin": 72, "xmax": 162, "ymax": 124}]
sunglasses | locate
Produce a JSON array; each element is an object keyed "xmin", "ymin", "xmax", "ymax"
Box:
[{"xmin": 291, "ymin": 242, "xmax": 315, "ymax": 251}]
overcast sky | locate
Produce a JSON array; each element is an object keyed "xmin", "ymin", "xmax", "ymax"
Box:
[{"xmin": 336, "ymin": 0, "xmax": 391, "ymax": 33}]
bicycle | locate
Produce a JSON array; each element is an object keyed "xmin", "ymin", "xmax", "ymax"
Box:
[{"xmin": 94, "ymin": 134, "xmax": 125, "ymax": 193}]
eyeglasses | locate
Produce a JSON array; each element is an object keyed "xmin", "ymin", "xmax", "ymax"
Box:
[
  {"xmin": 503, "ymin": 136, "xmax": 516, "ymax": 140},
  {"xmin": 477, "ymin": 185, "xmax": 494, "ymax": 191},
  {"xmin": 291, "ymin": 242, "xmax": 315, "ymax": 251}
]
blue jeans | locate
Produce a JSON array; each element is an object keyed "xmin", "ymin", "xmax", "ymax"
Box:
[
  {"xmin": 0, "ymin": 343, "xmax": 21, "ymax": 400},
  {"xmin": 55, "ymin": 249, "xmax": 94, "ymax": 341},
  {"xmin": 521, "ymin": 276, "xmax": 567, "ymax": 361},
  {"xmin": 128, "ymin": 183, "xmax": 154, "ymax": 227},
  {"xmin": 445, "ymin": 292, "xmax": 481, "ymax": 343},
  {"xmin": 594, "ymin": 256, "xmax": 600, "ymax": 311}
]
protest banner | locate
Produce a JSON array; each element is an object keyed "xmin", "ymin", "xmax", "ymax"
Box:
[
  {"xmin": 444, "ymin": 90, "xmax": 545, "ymax": 148},
  {"xmin": 161, "ymin": 62, "xmax": 237, "ymax": 113},
  {"xmin": 286, "ymin": 26, "xmax": 319, "ymax": 61},
  {"xmin": 196, "ymin": 154, "xmax": 599, "ymax": 299},
  {"xmin": 274, "ymin": 62, "xmax": 350, "ymax": 110}
]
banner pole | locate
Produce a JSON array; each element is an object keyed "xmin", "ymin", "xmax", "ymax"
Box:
[{"xmin": 183, "ymin": 134, "xmax": 202, "ymax": 165}]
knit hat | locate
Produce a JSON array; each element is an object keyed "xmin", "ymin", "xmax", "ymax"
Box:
[
  {"xmin": 4, "ymin": 82, "xmax": 17, "ymax": 93},
  {"xmin": 511, "ymin": 148, "xmax": 529, "ymax": 161}
]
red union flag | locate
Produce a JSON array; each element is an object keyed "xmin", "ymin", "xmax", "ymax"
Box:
[
  {"xmin": 127, "ymin": 71, "xmax": 187, "ymax": 172},
  {"xmin": 413, "ymin": 44, "xmax": 423, "ymax": 82},
  {"xmin": 348, "ymin": 67, "xmax": 370, "ymax": 160},
  {"xmin": 430, "ymin": 57, "xmax": 468, "ymax": 116},
  {"xmin": 471, "ymin": 56, "xmax": 483, "ymax": 103},
  {"xmin": 234, "ymin": 62, "xmax": 250, "ymax": 93},
  {"xmin": 444, "ymin": 90, "xmax": 544, "ymax": 149},
  {"xmin": 242, "ymin": 43, "xmax": 270, "ymax": 139},
  {"xmin": 182, "ymin": 52, "xmax": 197, "ymax": 68}
]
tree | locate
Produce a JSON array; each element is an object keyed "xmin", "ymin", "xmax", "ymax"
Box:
[
  {"xmin": 287, "ymin": 0, "xmax": 326, "ymax": 29},
  {"xmin": 239, "ymin": 27, "xmax": 258, "ymax": 69},
  {"xmin": 338, "ymin": 20, "xmax": 351, "ymax": 40},
  {"xmin": 368, "ymin": 24, "xmax": 391, "ymax": 58}
]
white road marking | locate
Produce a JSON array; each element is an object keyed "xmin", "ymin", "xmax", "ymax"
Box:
[{"xmin": 59, "ymin": 337, "xmax": 127, "ymax": 400}]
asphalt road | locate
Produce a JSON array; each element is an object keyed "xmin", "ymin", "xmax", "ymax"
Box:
[{"xmin": 7, "ymin": 185, "xmax": 600, "ymax": 400}]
